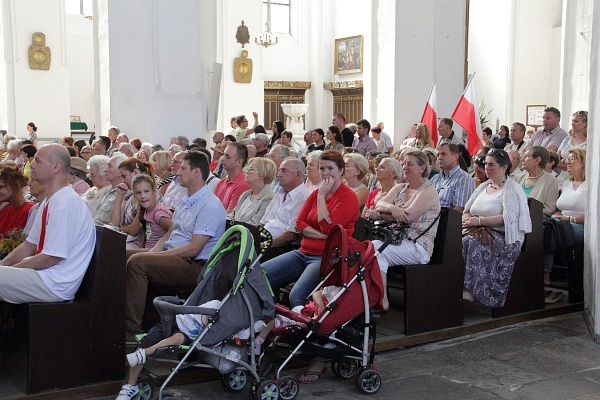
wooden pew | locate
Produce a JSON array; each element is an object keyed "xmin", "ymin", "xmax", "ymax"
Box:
[
  {"xmin": 7, "ymin": 226, "xmax": 126, "ymax": 394},
  {"xmin": 386, "ymin": 207, "xmax": 464, "ymax": 335},
  {"xmin": 491, "ymin": 199, "xmax": 545, "ymax": 317}
]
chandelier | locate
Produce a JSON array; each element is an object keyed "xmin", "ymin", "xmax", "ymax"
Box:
[{"xmin": 255, "ymin": 23, "xmax": 278, "ymax": 48}]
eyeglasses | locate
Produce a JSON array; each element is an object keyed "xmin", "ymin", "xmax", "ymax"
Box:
[
  {"xmin": 244, "ymin": 166, "xmax": 257, "ymax": 172},
  {"xmin": 81, "ymin": 151, "xmax": 91, "ymax": 155},
  {"xmin": 575, "ymin": 110, "xmax": 587, "ymax": 116},
  {"xmin": 565, "ymin": 156, "xmax": 577, "ymax": 163}
]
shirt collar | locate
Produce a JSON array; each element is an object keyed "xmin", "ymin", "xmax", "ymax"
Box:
[
  {"xmin": 182, "ymin": 184, "xmax": 208, "ymax": 207},
  {"xmin": 442, "ymin": 164, "xmax": 462, "ymax": 178}
]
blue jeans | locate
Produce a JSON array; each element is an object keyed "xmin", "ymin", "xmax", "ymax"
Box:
[{"xmin": 262, "ymin": 250, "xmax": 322, "ymax": 307}]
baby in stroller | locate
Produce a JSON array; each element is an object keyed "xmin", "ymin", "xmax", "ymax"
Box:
[
  {"xmin": 253, "ymin": 285, "xmax": 341, "ymax": 355},
  {"xmin": 117, "ymin": 300, "xmax": 221, "ymax": 400}
]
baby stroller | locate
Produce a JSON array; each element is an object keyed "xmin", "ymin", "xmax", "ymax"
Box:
[
  {"xmin": 258, "ymin": 224, "xmax": 390, "ymax": 399},
  {"xmin": 137, "ymin": 224, "xmax": 276, "ymax": 400}
]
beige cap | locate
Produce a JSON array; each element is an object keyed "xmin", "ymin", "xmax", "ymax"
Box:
[{"xmin": 70, "ymin": 157, "xmax": 89, "ymax": 174}]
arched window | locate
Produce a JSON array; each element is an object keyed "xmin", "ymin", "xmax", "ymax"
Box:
[{"xmin": 262, "ymin": 0, "xmax": 291, "ymax": 35}]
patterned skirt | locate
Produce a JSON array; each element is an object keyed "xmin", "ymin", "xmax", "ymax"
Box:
[{"xmin": 462, "ymin": 230, "xmax": 522, "ymax": 307}]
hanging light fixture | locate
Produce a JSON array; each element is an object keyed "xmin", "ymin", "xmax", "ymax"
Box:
[{"xmin": 255, "ymin": 22, "xmax": 278, "ymax": 48}]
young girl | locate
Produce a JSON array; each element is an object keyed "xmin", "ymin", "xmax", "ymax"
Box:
[
  {"xmin": 117, "ymin": 299, "xmax": 221, "ymax": 400},
  {"xmin": 131, "ymin": 174, "xmax": 172, "ymax": 249}
]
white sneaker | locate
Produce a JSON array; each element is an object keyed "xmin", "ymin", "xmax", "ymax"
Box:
[
  {"xmin": 116, "ymin": 383, "xmax": 139, "ymax": 400},
  {"xmin": 126, "ymin": 348, "xmax": 147, "ymax": 367}
]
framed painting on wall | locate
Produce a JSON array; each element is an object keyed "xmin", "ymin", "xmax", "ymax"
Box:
[
  {"xmin": 526, "ymin": 105, "xmax": 546, "ymax": 127},
  {"xmin": 334, "ymin": 35, "xmax": 363, "ymax": 75}
]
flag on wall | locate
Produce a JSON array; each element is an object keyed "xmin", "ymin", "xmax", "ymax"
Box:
[
  {"xmin": 420, "ymin": 83, "xmax": 438, "ymax": 146},
  {"xmin": 452, "ymin": 73, "xmax": 482, "ymax": 155}
]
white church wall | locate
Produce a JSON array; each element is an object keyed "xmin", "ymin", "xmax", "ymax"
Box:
[
  {"xmin": 585, "ymin": 0, "xmax": 599, "ymax": 342},
  {"xmin": 372, "ymin": 0, "xmax": 396, "ymax": 140},
  {"xmin": 1, "ymin": 0, "xmax": 70, "ymax": 139},
  {"xmin": 99, "ymin": 0, "xmax": 217, "ymax": 147},
  {"xmin": 393, "ymin": 0, "xmax": 466, "ymax": 145},
  {"xmin": 468, "ymin": 0, "xmax": 511, "ymax": 131},
  {"xmin": 66, "ymin": 14, "xmax": 94, "ymax": 133},
  {"xmin": 560, "ymin": 0, "xmax": 593, "ymax": 117},
  {"xmin": 509, "ymin": 0, "xmax": 563, "ymax": 128},
  {"xmin": 218, "ymin": 0, "xmax": 263, "ymax": 136}
]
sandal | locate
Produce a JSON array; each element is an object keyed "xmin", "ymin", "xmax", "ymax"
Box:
[
  {"xmin": 299, "ymin": 367, "xmax": 327, "ymax": 384},
  {"xmin": 545, "ymin": 291, "xmax": 564, "ymax": 304}
]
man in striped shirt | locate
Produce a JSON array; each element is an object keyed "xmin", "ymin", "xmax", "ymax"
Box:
[{"xmin": 430, "ymin": 142, "xmax": 475, "ymax": 212}]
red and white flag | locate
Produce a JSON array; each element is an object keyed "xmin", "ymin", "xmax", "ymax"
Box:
[
  {"xmin": 420, "ymin": 82, "xmax": 438, "ymax": 146},
  {"xmin": 452, "ymin": 73, "xmax": 482, "ymax": 155}
]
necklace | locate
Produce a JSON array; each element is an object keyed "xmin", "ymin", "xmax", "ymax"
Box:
[
  {"xmin": 489, "ymin": 179, "xmax": 506, "ymax": 190},
  {"xmin": 526, "ymin": 170, "xmax": 544, "ymax": 180}
]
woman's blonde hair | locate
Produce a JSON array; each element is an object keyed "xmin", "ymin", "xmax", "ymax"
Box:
[
  {"xmin": 150, "ymin": 150, "xmax": 172, "ymax": 172},
  {"xmin": 567, "ymin": 148, "xmax": 586, "ymax": 181},
  {"xmin": 247, "ymin": 157, "xmax": 277, "ymax": 184},
  {"xmin": 416, "ymin": 123, "xmax": 434, "ymax": 149},
  {"xmin": 344, "ymin": 153, "xmax": 370, "ymax": 180},
  {"xmin": 403, "ymin": 149, "xmax": 430, "ymax": 179}
]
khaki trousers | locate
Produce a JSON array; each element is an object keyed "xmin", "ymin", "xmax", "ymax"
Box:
[{"xmin": 125, "ymin": 252, "xmax": 204, "ymax": 334}]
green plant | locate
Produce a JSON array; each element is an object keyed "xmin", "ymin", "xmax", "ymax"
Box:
[{"xmin": 479, "ymin": 99, "xmax": 493, "ymax": 128}]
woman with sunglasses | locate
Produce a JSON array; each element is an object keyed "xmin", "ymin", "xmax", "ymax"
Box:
[
  {"xmin": 461, "ymin": 149, "xmax": 531, "ymax": 307},
  {"xmin": 543, "ymin": 148, "xmax": 586, "ymax": 303},
  {"xmin": 557, "ymin": 111, "xmax": 587, "ymax": 172}
]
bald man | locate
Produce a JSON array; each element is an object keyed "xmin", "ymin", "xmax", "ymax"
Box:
[{"xmin": 0, "ymin": 144, "xmax": 95, "ymax": 303}]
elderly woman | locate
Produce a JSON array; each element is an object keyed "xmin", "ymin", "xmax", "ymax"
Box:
[
  {"xmin": 324, "ymin": 126, "xmax": 345, "ymax": 152},
  {"xmin": 263, "ymin": 151, "xmax": 359, "ymax": 383},
  {"xmin": 516, "ymin": 146, "xmax": 558, "ymax": 217},
  {"xmin": 366, "ymin": 150, "xmax": 440, "ymax": 310},
  {"xmin": 343, "ymin": 153, "xmax": 370, "ymax": 210},
  {"xmin": 0, "ymin": 164, "xmax": 34, "ymax": 235},
  {"xmin": 68, "ymin": 157, "xmax": 91, "ymax": 195},
  {"xmin": 462, "ymin": 149, "xmax": 531, "ymax": 307},
  {"xmin": 110, "ymin": 157, "xmax": 155, "ymax": 250},
  {"xmin": 543, "ymin": 148, "xmax": 586, "ymax": 301},
  {"xmin": 362, "ymin": 157, "xmax": 402, "ymax": 218},
  {"xmin": 229, "ymin": 157, "xmax": 276, "ymax": 225},
  {"xmin": 81, "ymin": 155, "xmax": 113, "ymax": 213},
  {"xmin": 304, "ymin": 150, "xmax": 323, "ymax": 191},
  {"xmin": 150, "ymin": 150, "xmax": 174, "ymax": 196}
]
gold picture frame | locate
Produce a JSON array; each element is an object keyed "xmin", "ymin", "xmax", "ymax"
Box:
[{"xmin": 335, "ymin": 35, "xmax": 363, "ymax": 75}]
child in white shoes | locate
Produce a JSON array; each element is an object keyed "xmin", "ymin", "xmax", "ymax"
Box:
[{"xmin": 116, "ymin": 300, "xmax": 220, "ymax": 400}]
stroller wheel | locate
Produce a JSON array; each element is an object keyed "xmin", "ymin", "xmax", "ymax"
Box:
[
  {"xmin": 331, "ymin": 358, "xmax": 359, "ymax": 380},
  {"xmin": 278, "ymin": 376, "xmax": 299, "ymax": 400},
  {"xmin": 258, "ymin": 360, "xmax": 278, "ymax": 381},
  {"xmin": 221, "ymin": 368, "xmax": 248, "ymax": 392},
  {"xmin": 356, "ymin": 369, "xmax": 382, "ymax": 394},
  {"xmin": 254, "ymin": 379, "xmax": 279, "ymax": 400},
  {"xmin": 135, "ymin": 380, "xmax": 152, "ymax": 400}
]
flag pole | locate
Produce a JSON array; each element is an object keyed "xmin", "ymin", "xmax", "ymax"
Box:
[{"xmin": 461, "ymin": 71, "xmax": 476, "ymax": 95}]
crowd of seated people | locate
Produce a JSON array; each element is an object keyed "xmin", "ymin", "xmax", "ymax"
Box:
[{"xmin": 0, "ymin": 108, "xmax": 589, "ymax": 392}]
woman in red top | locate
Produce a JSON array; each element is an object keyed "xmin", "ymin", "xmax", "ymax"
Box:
[
  {"xmin": 0, "ymin": 165, "xmax": 34, "ymax": 235},
  {"xmin": 263, "ymin": 151, "xmax": 359, "ymax": 307}
]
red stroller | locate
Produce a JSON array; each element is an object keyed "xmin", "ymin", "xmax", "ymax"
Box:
[{"xmin": 256, "ymin": 224, "xmax": 389, "ymax": 399}]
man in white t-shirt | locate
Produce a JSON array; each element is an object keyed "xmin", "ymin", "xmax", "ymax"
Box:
[{"xmin": 0, "ymin": 144, "xmax": 96, "ymax": 303}]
